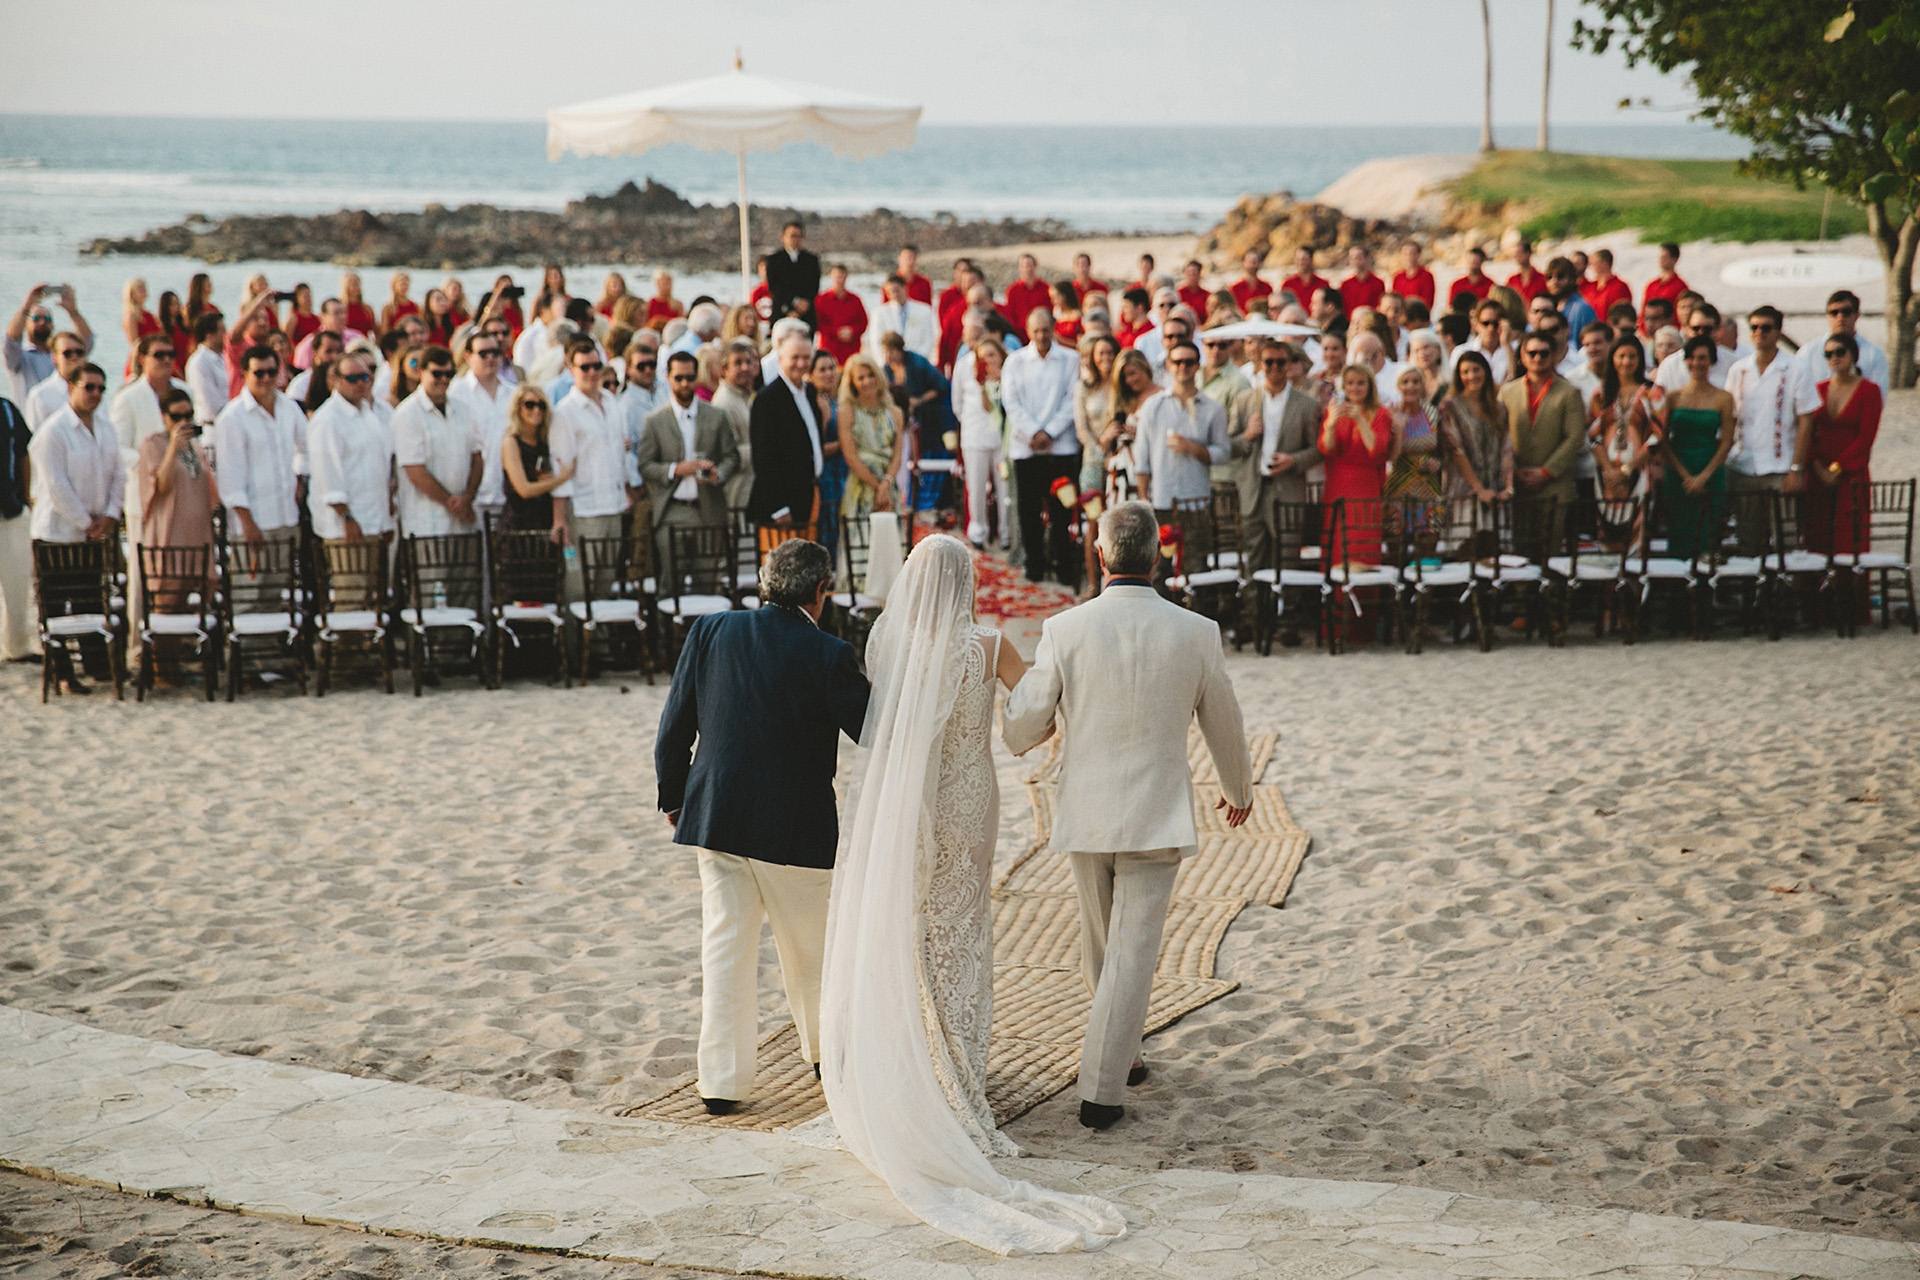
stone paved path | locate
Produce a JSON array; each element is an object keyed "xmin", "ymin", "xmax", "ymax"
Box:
[{"xmin": 2, "ymin": 1007, "xmax": 1912, "ymax": 1279}]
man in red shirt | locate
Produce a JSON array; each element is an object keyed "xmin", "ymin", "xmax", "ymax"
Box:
[
  {"xmin": 1129, "ymin": 252, "xmax": 1157, "ymax": 295},
  {"xmin": 1337, "ymin": 245, "xmax": 1385, "ymax": 313},
  {"xmin": 1003, "ymin": 253, "xmax": 1053, "ymax": 335},
  {"xmin": 1279, "ymin": 246, "xmax": 1330, "ymax": 313},
  {"xmin": 1638, "ymin": 242, "xmax": 1689, "ymax": 329},
  {"xmin": 1580, "ymin": 247, "xmax": 1633, "ymax": 320},
  {"xmin": 1389, "ymin": 241, "xmax": 1436, "ymax": 309},
  {"xmin": 937, "ymin": 261, "xmax": 983, "ymax": 373},
  {"xmin": 937, "ymin": 258, "xmax": 974, "ymax": 323},
  {"xmin": 1227, "ymin": 249, "xmax": 1272, "ymax": 314},
  {"xmin": 1115, "ymin": 288, "xmax": 1152, "ymax": 348},
  {"xmin": 1506, "ymin": 241, "xmax": 1549, "ymax": 304},
  {"xmin": 813, "ymin": 264, "xmax": 868, "ymax": 365},
  {"xmin": 1070, "ymin": 252, "xmax": 1106, "ymax": 300},
  {"xmin": 1447, "ymin": 246, "xmax": 1494, "ymax": 310},
  {"xmin": 897, "ymin": 246, "xmax": 933, "ymax": 306},
  {"xmin": 1177, "ymin": 260, "xmax": 1211, "ymax": 317}
]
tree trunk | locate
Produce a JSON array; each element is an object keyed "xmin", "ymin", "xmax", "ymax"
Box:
[
  {"xmin": 1868, "ymin": 200, "xmax": 1919, "ymax": 388},
  {"xmin": 1480, "ymin": 0, "xmax": 1495, "ymax": 153},
  {"xmin": 1538, "ymin": 0, "xmax": 1555, "ymax": 153}
]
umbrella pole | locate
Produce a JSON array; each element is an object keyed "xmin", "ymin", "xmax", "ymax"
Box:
[{"xmin": 736, "ymin": 147, "xmax": 751, "ymax": 304}]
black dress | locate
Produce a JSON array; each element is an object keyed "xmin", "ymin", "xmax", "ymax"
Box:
[{"xmin": 507, "ymin": 435, "xmax": 554, "ymax": 530}]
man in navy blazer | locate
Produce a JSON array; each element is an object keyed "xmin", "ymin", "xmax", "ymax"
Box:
[{"xmin": 656, "ymin": 539, "xmax": 869, "ymax": 1113}]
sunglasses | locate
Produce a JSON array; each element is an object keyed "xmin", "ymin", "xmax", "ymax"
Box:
[
  {"xmin": 247, "ymin": 366, "xmax": 280, "ymax": 378},
  {"xmin": 78, "ymin": 382, "xmax": 106, "ymax": 394},
  {"xmin": 1261, "ymin": 358, "xmax": 1288, "ymax": 367},
  {"xmin": 471, "ymin": 348, "xmax": 501, "ymax": 358},
  {"xmin": 27, "ymin": 313, "xmax": 52, "ymax": 325},
  {"xmin": 341, "ymin": 372, "xmax": 371, "ymax": 384},
  {"xmin": 575, "ymin": 361, "xmax": 603, "ymax": 372},
  {"xmin": 1826, "ymin": 307, "xmax": 1857, "ymax": 317},
  {"xmin": 669, "ymin": 373, "xmax": 699, "ymax": 383},
  {"xmin": 518, "ymin": 402, "xmax": 544, "ymax": 413},
  {"xmin": 150, "ymin": 350, "xmax": 175, "ymax": 360},
  {"xmin": 1825, "ymin": 348, "xmax": 1849, "ymax": 359},
  {"xmin": 166, "ymin": 410, "xmax": 194, "ymax": 423},
  {"xmin": 423, "ymin": 367, "xmax": 453, "ymax": 379},
  {"xmin": 630, "ymin": 359, "xmax": 657, "ymax": 369},
  {"xmin": 1165, "ymin": 357, "xmax": 1198, "ymax": 368},
  {"xmin": 1522, "ymin": 348, "xmax": 1552, "ymax": 359},
  {"xmin": 1748, "ymin": 322, "xmax": 1777, "ymax": 333}
]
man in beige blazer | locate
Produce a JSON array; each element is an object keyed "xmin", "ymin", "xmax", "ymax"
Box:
[
  {"xmin": 1229, "ymin": 339, "xmax": 1322, "ymax": 573},
  {"xmin": 637, "ymin": 351, "xmax": 740, "ymax": 588},
  {"xmin": 1004, "ymin": 500, "xmax": 1254, "ymax": 1130}
]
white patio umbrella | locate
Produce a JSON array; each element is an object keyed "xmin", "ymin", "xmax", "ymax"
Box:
[
  {"xmin": 1197, "ymin": 319, "xmax": 1323, "ymax": 341},
  {"xmin": 547, "ymin": 56, "xmax": 922, "ymax": 300}
]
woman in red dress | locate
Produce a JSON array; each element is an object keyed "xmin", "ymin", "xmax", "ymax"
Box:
[
  {"xmin": 595, "ymin": 271, "xmax": 628, "ymax": 319},
  {"xmin": 419, "ymin": 287, "xmax": 456, "ymax": 345},
  {"xmin": 1319, "ymin": 365, "xmax": 1394, "ymax": 565},
  {"xmin": 122, "ymin": 277, "xmax": 160, "ymax": 377},
  {"xmin": 281, "ymin": 283, "xmax": 322, "ymax": 347},
  {"xmin": 1808, "ymin": 332, "xmax": 1881, "ymax": 556},
  {"xmin": 157, "ymin": 291, "xmax": 190, "ymax": 370},
  {"xmin": 644, "ymin": 270, "xmax": 684, "ymax": 329},
  {"xmin": 378, "ymin": 271, "xmax": 419, "ymax": 334}
]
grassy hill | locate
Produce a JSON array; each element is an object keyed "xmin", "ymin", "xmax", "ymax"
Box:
[{"xmin": 1444, "ymin": 151, "xmax": 1865, "ymax": 244}]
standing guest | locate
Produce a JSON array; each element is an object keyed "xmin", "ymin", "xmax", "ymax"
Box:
[
  {"xmin": 1807, "ymin": 333, "xmax": 1881, "ymax": 556},
  {"xmin": 1004, "ymin": 255, "xmax": 1055, "ymax": 335},
  {"xmin": 157, "ymin": 291, "xmax": 190, "ymax": 368},
  {"xmin": 1545, "ymin": 258, "xmax": 1597, "ymax": 337},
  {"xmin": 30, "ymin": 363, "xmax": 122, "ymax": 691},
  {"xmin": 0, "ymin": 391, "xmax": 31, "ymax": 662},
  {"xmin": 6, "ymin": 284, "xmax": 93, "ymax": 402},
  {"xmin": 1176, "ymin": 261, "xmax": 1210, "ymax": 317},
  {"xmin": 936, "ymin": 260, "xmax": 978, "ymax": 371},
  {"xmin": 896, "ymin": 246, "xmax": 932, "ymax": 305},
  {"xmin": 288, "ymin": 331, "xmax": 345, "ymax": 407},
  {"xmin": 1132, "ymin": 340, "xmax": 1229, "ymax": 558},
  {"xmin": 387, "ymin": 339, "xmax": 428, "ymax": 409},
  {"xmin": 1279, "ymin": 247, "xmax": 1330, "ymax": 313},
  {"xmin": 1128, "ymin": 252, "xmax": 1157, "ymax": 295},
  {"xmin": 110, "ymin": 334, "xmax": 189, "ymax": 527},
  {"xmin": 1639, "ymin": 242, "xmax": 1690, "ymax": 331},
  {"xmin": 877, "ymin": 330, "xmax": 950, "ymax": 478},
  {"xmin": 221, "ymin": 289, "xmax": 279, "ymax": 399},
  {"xmin": 1229, "ymin": 250, "xmax": 1272, "ymax": 313},
  {"xmin": 868, "ymin": 275, "xmax": 936, "ymax": 364},
  {"xmin": 1454, "ymin": 299, "xmax": 1514, "ymax": 385},
  {"xmin": 1607, "ymin": 301, "xmax": 1643, "ymax": 350},
  {"xmin": 618, "ymin": 331, "xmax": 668, "ymax": 433},
  {"xmin": 120, "ymin": 278, "xmax": 160, "ymax": 377},
  {"xmin": 1391, "ymin": 242, "xmax": 1437, "ymax": 309},
  {"xmin": 1105, "ymin": 348, "xmax": 1158, "ymax": 491},
  {"xmin": 453, "ymin": 330, "xmax": 517, "ymax": 531},
  {"xmin": 1406, "ymin": 329, "xmax": 1449, "ymax": 404},
  {"xmin": 1200, "ymin": 328, "xmax": 1251, "ymax": 423},
  {"xmin": 1308, "ymin": 284, "xmax": 1346, "ymax": 341},
  {"xmin": 267, "ymin": 332, "xmax": 297, "ymax": 392},
  {"xmin": 1002, "ymin": 308, "xmax": 1082, "ymax": 587},
  {"xmin": 550, "ymin": 337, "xmax": 636, "ymax": 573},
  {"xmin": 814, "ymin": 265, "xmax": 869, "ymax": 365},
  {"xmin": 1383, "ymin": 366, "xmax": 1443, "ymax": 504},
  {"xmin": 1311, "ymin": 330, "xmax": 1349, "ymax": 384},
  {"xmin": 1051, "ymin": 281, "xmax": 1084, "ymax": 345},
  {"xmin": 23, "ymin": 331, "xmax": 90, "ymax": 431},
  {"xmin": 281, "ymin": 284, "xmax": 321, "ymax": 349},
  {"xmin": 379, "ymin": 271, "xmax": 419, "ymax": 335},
  {"xmin": 306, "ymin": 353, "xmax": 393, "ymax": 546},
  {"xmin": 632, "ymin": 271, "xmax": 678, "ymax": 330},
  {"xmin": 764, "ymin": 221, "xmax": 821, "ymax": 324},
  {"xmin": 1506, "ymin": 240, "xmax": 1549, "ymax": 304},
  {"xmin": 1070, "ymin": 252, "xmax": 1106, "ymax": 300},
  {"xmin": 185, "ymin": 273, "xmax": 216, "ymax": 328},
  {"xmin": 596, "ymin": 272, "xmax": 629, "ymax": 320},
  {"xmin": 836, "ymin": 353, "xmax": 905, "ymax": 522},
  {"xmin": 1660, "ymin": 336, "xmax": 1737, "ymax": 555},
  {"xmin": 1581, "ymin": 249, "xmax": 1633, "ymax": 320},
  {"xmin": 746, "ymin": 332, "xmax": 826, "ymax": 538},
  {"xmin": 1073, "ymin": 334, "xmax": 1121, "ymax": 501},
  {"xmin": 419, "ymin": 288, "xmax": 457, "ymax": 346},
  {"xmin": 1563, "ymin": 321, "xmax": 1613, "ymax": 493},
  {"xmin": 1348, "ymin": 332, "xmax": 1404, "ymax": 408},
  {"xmin": 1338, "ymin": 246, "xmax": 1386, "ymax": 314},
  {"xmin": 1132, "ymin": 289, "xmax": 1181, "ymax": 375},
  {"xmin": 1652, "ymin": 325, "xmax": 1685, "ymax": 367},
  {"xmin": 1318, "ymin": 365, "xmax": 1394, "ymax": 563},
  {"xmin": 1723, "ymin": 306, "xmax": 1820, "ymax": 503},
  {"xmin": 1439, "ymin": 351, "xmax": 1513, "ymax": 508},
  {"xmin": 500, "ymin": 385, "xmax": 571, "ymax": 537},
  {"xmin": 213, "ymin": 345, "xmax": 307, "ymax": 546},
  {"xmin": 340, "ymin": 272, "xmax": 378, "ymax": 336},
  {"xmin": 808, "ymin": 351, "xmax": 847, "ymax": 554},
  {"xmin": 1798, "ymin": 290, "xmax": 1889, "ymax": 392},
  {"xmin": 1497, "ymin": 334, "xmax": 1586, "ymax": 554},
  {"xmin": 1449, "ymin": 246, "xmax": 1496, "ymax": 309},
  {"xmin": 184, "ymin": 313, "xmax": 229, "ymax": 426},
  {"xmin": 443, "ymin": 279, "xmax": 471, "ymax": 330},
  {"xmin": 710, "ymin": 337, "xmax": 760, "ymax": 508},
  {"xmin": 938, "ymin": 258, "xmax": 976, "ymax": 321},
  {"xmin": 1655, "ymin": 303, "xmax": 1733, "ymax": 391},
  {"xmin": 292, "ymin": 297, "xmax": 354, "ymax": 369},
  {"xmin": 1591, "ymin": 336, "xmax": 1660, "ymax": 501},
  {"xmin": 541, "ymin": 264, "xmax": 568, "ymax": 299},
  {"xmin": 1114, "ymin": 288, "xmax": 1153, "ymax": 348},
  {"xmin": 956, "ymin": 337, "xmax": 1010, "ymax": 550},
  {"xmin": 1377, "ymin": 292, "xmax": 1411, "ymax": 359},
  {"xmin": 1230, "ymin": 340, "xmax": 1321, "ymax": 574},
  {"xmin": 637, "ymin": 350, "xmax": 739, "ymax": 583},
  {"xmin": 138, "ymin": 390, "xmax": 218, "ymax": 564}
]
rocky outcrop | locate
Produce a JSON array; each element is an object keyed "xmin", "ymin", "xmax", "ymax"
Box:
[
  {"xmin": 1196, "ymin": 190, "xmax": 1416, "ymax": 273},
  {"xmin": 82, "ymin": 179, "xmax": 1076, "ymax": 270}
]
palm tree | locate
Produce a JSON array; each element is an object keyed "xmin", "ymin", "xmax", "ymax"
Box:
[
  {"xmin": 1480, "ymin": 0, "xmax": 1495, "ymax": 153},
  {"xmin": 1539, "ymin": 0, "xmax": 1555, "ymax": 152}
]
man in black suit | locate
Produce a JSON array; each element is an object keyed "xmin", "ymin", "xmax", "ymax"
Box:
[
  {"xmin": 762, "ymin": 221, "xmax": 820, "ymax": 325},
  {"xmin": 656, "ymin": 539, "xmax": 870, "ymax": 1113},
  {"xmin": 745, "ymin": 331, "xmax": 824, "ymax": 537}
]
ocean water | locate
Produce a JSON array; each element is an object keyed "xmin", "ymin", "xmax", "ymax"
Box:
[{"xmin": 0, "ymin": 114, "xmax": 1745, "ymax": 391}]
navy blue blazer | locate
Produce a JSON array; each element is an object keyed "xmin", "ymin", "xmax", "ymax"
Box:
[{"xmin": 656, "ymin": 605, "xmax": 870, "ymax": 869}]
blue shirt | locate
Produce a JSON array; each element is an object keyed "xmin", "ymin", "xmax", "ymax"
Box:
[{"xmin": 1558, "ymin": 293, "xmax": 1598, "ymax": 337}]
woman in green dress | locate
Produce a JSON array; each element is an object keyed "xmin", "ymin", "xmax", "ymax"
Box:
[
  {"xmin": 1659, "ymin": 335, "xmax": 1736, "ymax": 557},
  {"xmin": 838, "ymin": 352, "xmax": 906, "ymax": 521}
]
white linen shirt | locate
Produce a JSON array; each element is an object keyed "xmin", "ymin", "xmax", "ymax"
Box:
[
  {"xmin": 550, "ymin": 386, "xmax": 631, "ymax": 518},
  {"xmin": 391, "ymin": 389, "xmax": 481, "ymax": 535},
  {"xmin": 868, "ymin": 298, "xmax": 937, "ymax": 363},
  {"xmin": 1450, "ymin": 339, "xmax": 1510, "ymax": 385},
  {"xmin": 29, "ymin": 406, "xmax": 125, "ymax": 542},
  {"xmin": 1797, "ymin": 332, "xmax": 1889, "ymax": 394},
  {"xmin": 451, "ymin": 370, "xmax": 515, "ymax": 507},
  {"xmin": 24, "ymin": 373, "xmax": 69, "ymax": 432},
  {"xmin": 306, "ymin": 395, "xmax": 394, "ymax": 540},
  {"xmin": 1654, "ymin": 344, "xmax": 1736, "ymax": 392},
  {"xmin": 213, "ymin": 386, "xmax": 308, "ymax": 532},
  {"xmin": 1000, "ymin": 340, "xmax": 1081, "ymax": 460},
  {"xmin": 1133, "ymin": 388, "xmax": 1230, "ymax": 505},
  {"xmin": 185, "ymin": 346, "xmax": 229, "ymax": 425},
  {"xmin": 671, "ymin": 399, "xmax": 701, "ymax": 501},
  {"xmin": 1724, "ymin": 351, "xmax": 1821, "ymax": 477},
  {"xmin": 620, "ymin": 379, "xmax": 668, "ymax": 488},
  {"xmin": 1258, "ymin": 385, "xmax": 1297, "ymax": 474}
]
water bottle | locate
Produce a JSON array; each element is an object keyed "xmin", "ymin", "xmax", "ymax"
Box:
[{"xmin": 432, "ymin": 580, "xmax": 447, "ymax": 611}]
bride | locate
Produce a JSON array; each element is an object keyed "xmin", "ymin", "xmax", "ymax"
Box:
[{"xmin": 815, "ymin": 534, "xmax": 1125, "ymax": 1255}]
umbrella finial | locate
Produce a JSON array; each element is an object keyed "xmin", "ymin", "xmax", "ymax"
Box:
[{"xmin": 733, "ymin": 46, "xmax": 743, "ymax": 71}]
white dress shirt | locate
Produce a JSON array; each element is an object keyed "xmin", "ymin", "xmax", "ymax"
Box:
[
  {"xmin": 868, "ymin": 298, "xmax": 937, "ymax": 363},
  {"xmin": 1797, "ymin": 332, "xmax": 1889, "ymax": 393},
  {"xmin": 213, "ymin": 386, "xmax": 308, "ymax": 531},
  {"xmin": 306, "ymin": 394, "xmax": 394, "ymax": 540},
  {"xmin": 452, "ymin": 370, "xmax": 515, "ymax": 507},
  {"xmin": 780, "ymin": 375, "xmax": 824, "ymax": 476},
  {"xmin": 1258, "ymin": 385, "xmax": 1296, "ymax": 474},
  {"xmin": 185, "ymin": 346, "xmax": 230, "ymax": 424},
  {"xmin": 110, "ymin": 378, "xmax": 189, "ymax": 460},
  {"xmin": 1725, "ymin": 351, "xmax": 1821, "ymax": 477},
  {"xmin": 1000, "ymin": 340, "xmax": 1081, "ymax": 460},
  {"xmin": 1133, "ymin": 323, "xmax": 1168, "ymax": 377},
  {"xmin": 391, "ymin": 389, "xmax": 481, "ymax": 535},
  {"xmin": 550, "ymin": 386, "xmax": 631, "ymax": 518},
  {"xmin": 512, "ymin": 318, "xmax": 548, "ymax": 372},
  {"xmin": 1450, "ymin": 339, "xmax": 1510, "ymax": 385},
  {"xmin": 24, "ymin": 373, "xmax": 69, "ymax": 432},
  {"xmin": 1133, "ymin": 388, "xmax": 1230, "ymax": 505},
  {"xmin": 1654, "ymin": 344, "xmax": 1735, "ymax": 392},
  {"xmin": 672, "ymin": 400, "xmax": 701, "ymax": 501},
  {"xmin": 29, "ymin": 406, "xmax": 125, "ymax": 542}
]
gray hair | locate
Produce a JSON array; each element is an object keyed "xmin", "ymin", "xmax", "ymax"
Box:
[
  {"xmin": 1098, "ymin": 501, "xmax": 1159, "ymax": 577},
  {"xmin": 771, "ymin": 316, "xmax": 811, "ymax": 344},
  {"xmin": 660, "ymin": 318, "xmax": 689, "ymax": 346},
  {"xmin": 763, "ymin": 539, "xmax": 833, "ymax": 608},
  {"xmin": 776, "ymin": 327, "xmax": 814, "ymax": 354},
  {"xmin": 687, "ymin": 303, "xmax": 724, "ymax": 337},
  {"xmin": 1407, "ymin": 327, "xmax": 1443, "ymax": 353}
]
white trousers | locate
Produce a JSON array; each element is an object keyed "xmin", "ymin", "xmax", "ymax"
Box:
[
  {"xmin": 0, "ymin": 512, "xmax": 34, "ymax": 660},
  {"xmin": 963, "ymin": 444, "xmax": 1007, "ymax": 547},
  {"xmin": 1069, "ymin": 847, "xmax": 1184, "ymax": 1106},
  {"xmin": 695, "ymin": 848, "xmax": 832, "ymax": 1102}
]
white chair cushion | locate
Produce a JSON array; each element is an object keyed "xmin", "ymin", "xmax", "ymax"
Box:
[
  {"xmin": 400, "ymin": 606, "xmax": 481, "ymax": 629},
  {"xmin": 1781, "ymin": 551, "xmax": 1829, "ymax": 573},
  {"xmin": 45, "ymin": 613, "xmax": 109, "ymax": 637},
  {"xmin": 500, "ymin": 603, "xmax": 563, "ymax": 624},
  {"xmin": 568, "ymin": 599, "xmax": 642, "ymax": 622},
  {"xmin": 1628, "ymin": 557, "xmax": 1694, "ymax": 580},
  {"xmin": 230, "ymin": 611, "xmax": 299, "ymax": 637},
  {"xmin": 1172, "ymin": 568, "xmax": 1240, "ymax": 590},
  {"xmin": 1411, "ymin": 563, "xmax": 1472, "ymax": 586},
  {"xmin": 1547, "ymin": 556, "xmax": 1621, "ymax": 581},
  {"xmin": 659, "ymin": 594, "xmax": 731, "ymax": 618},
  {"xmin": 1326, "ymin": 565, "xmax": 1399, "ymax": 588},
  {"xmin": 144, "ymin": 613, "xmax": 210, "ymax": 636},
  {"xmin": 831, "ymin": 592, "xmax": 882, "ymax": 612},
  {"xmin": 1851, "ymin": 551, "xmax": 1908, "ymax": 570},
  {"xmin": 1214, "ymin": 550, "xmax": 1243, "ymax": 569},
  {"xmin": 1496, "ymin": 564, "xmax": 1543, "ymax": 583},
  {"xmin": 1277, "ymin": 568, "xmax": 1326, "ymax": 587},
  {"xmin": 321, "ymin": 609, "xmax": 384, "ymax": 633},
  {"xmin": 1713, "ymin": 556, "xmax": 1764, "ymax": 579}
]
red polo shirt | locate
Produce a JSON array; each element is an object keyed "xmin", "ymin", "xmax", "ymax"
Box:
[
  {"xmin": 1447, "ymin": 273, "xmax": 1494, "ymax": 307},
  {"xmin": 1004, "ymin": 279, "xmax": 1053, "ymax": 334},
  {"xmin": 903, "ymin": 272, "xmax": 933, "ymax": 305},
  {"xmin": 1117, "ymin": 319, "xmax": 1150, "ymax": 348},
  {"xmin": 1072, "ymin": 276, "xmax": 1107, "ymax": 300},
  {"xmin": 1338, "ymin": 271, "xmax": 1385, "ymax": 313},
  {"xmin": 813, "ymin": 289, "xmax": 869, "ymax": 363},
  {"xmin": 1279, "ymin": 272, "xmax": 1331, "ymax": 308},
  {"xmin": 1229, "ymin": 276, "xmax": 1273, "ymax": 312},
  {"xmin": 1507, "ymin": 267, "xmax": 1549, "ymax": 304},
  {"xmin": 1581, "ymin": 275, "xmax": 1633, "ymax": 320},
  {"xmin": 1389, "ymin": 268, "xmax": 1436, "ymax": 308},
  {"xmin": 1178, "ymin": 284, "xmax": 1211, "ymax": 317}
]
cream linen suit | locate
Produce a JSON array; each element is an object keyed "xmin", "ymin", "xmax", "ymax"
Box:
[{"xmin": 1003, "ymin": 583, "xmax": 1253, "ymax": 1106}]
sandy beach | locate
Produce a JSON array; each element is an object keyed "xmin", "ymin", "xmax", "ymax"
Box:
[{"xmin": 3, "ymin": 395, "xmax": 1917, "ymax": 1266}]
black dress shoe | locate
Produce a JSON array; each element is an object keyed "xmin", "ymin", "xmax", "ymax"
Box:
[
  {"xmin": 700, "ymin": 1097, "xmax": 738, "ymax": 1116},
  {"xmin": 1078, "ymin": 1100, "xmax": 1123, "ymax": 1130},
  {"xmin": 813, "ymin": 1063, "xmax": 821, "ymax": 1081},
  {"xmin": 1127, "ymin": 1062, "xmax": 1149, "ymax": 1087},
  {"xmin": 63, "ymin": 679, "xmax": 93, "ymax": 696}
]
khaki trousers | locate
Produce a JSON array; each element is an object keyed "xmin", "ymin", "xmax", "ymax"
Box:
[
  {"xmin": 1069, "ymin": 847, "xmax": 1184, "ymax": 1106},
  {"xmin": 0, "ymin": 512, "xmax": 35, "ymax": 660},
  {"xmin": 694, "ymin": 849, "xmax": 831, "ymax": 1102}
]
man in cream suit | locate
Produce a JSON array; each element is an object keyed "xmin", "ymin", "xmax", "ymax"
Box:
[
  {"xmin": 636, "ymin": 350, "xmax": 740, "ymax": 589},
  {"xmin": 1004, "ymin": 500, "xmax": 1253, "ymax": 1130},
  {"xmin": 1229, "ymin": 340, "xmax": 1322, "ymax": 574}
]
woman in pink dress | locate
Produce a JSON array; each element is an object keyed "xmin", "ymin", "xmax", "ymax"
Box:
[{"xmin": 1319, "ymin": 365, "xmax": 1394, "ymax": 565}]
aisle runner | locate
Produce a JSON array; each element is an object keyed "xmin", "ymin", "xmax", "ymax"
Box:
[{"xmin": 625, "ymin": 728, "xmax": 1307, "ymax": 1132}]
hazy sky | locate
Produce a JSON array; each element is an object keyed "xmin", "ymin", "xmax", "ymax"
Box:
[{"xmin": 1, "ymin": 0, "xmax": 1696, "ymax": 127}]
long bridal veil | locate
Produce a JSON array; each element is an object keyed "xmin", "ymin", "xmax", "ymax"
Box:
[{"xmin": 818, "ymin": 534, "xmax": 1125, "ymax": 1256}]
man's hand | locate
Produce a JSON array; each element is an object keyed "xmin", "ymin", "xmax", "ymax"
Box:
[
  {"xmin": 1268, "ymin": 452, "xmax": 1293, "ymax": 474},
  {"xmin": 22, "ymin": 282, "xmax": 49, "ymax": 309},
  {"xmin": 1516, "ymin": 465, "xmax": 1549, "ymax": 490},
  {"xmin": 448, "ymin": 493, "xmax": 475, "ymax": 522},
  {"xmin": 1784, "ymin": 470, "xmax": 1806, "ymax": 494},
  {"xmin": 237, "ymin": 513, "xmax": 264, "ymax": 544},
  {"xmin": 673, "ymin": 459, "xmax": 707, "ymax": 478},
  {"xmin": 85, "ymin": 516, "xmax": 117, "ymax": 541},
  {"xmin": 55, "ymin": 285, "xmax": 78, "ymax": 313},
  {"xmin": 773, "ymin": 512, "xmax": 794, "ymax": 528},
  {"xmin": 664, "ymin": 809, "xmax": 680, "ymax": 828},
  {"xmin": 1170, "ymin": 434, "xmax": 1210, "ymax": 460},
  {"xmin": 1217, "ymin": 795, "xmax": 1252, "ymax": 828},
  {"xmin": 1030, "ymin": 430, "xmax": 1052, "ymax": 452},
  {"xmin": 342, "ymin": 517, "xmax": 364, "ymax": 544}
]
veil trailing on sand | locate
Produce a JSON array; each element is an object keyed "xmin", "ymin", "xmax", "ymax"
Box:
[{"xmin": 818, "ymin": 534, "xmax": 1126, "ymax": 1256}]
